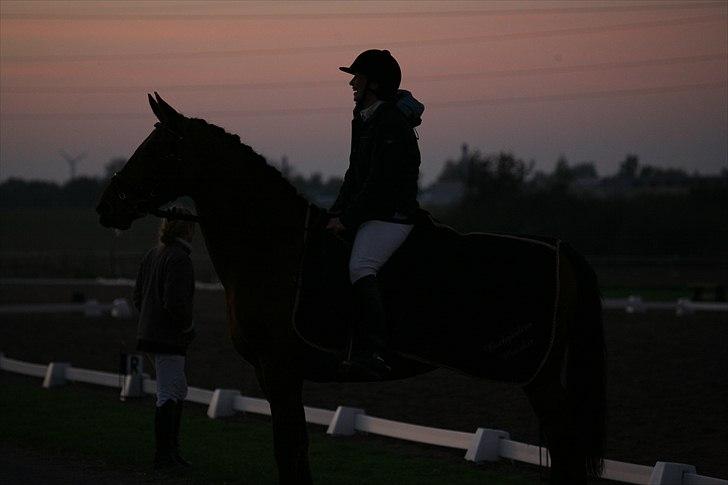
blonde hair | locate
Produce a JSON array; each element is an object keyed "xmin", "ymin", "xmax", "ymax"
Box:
[{"xmin": 158, "ymin": 206, "xmax": 196, "ymax": 245}]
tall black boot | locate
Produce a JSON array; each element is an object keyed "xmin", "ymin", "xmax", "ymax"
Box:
[
  {"xmin": 172, "ymin": 400, "xmax": 191, "ymax": 467},
  {"xmin": 154, "ymin": 399, "xmax": 179, "ymax": 470},
  {"xmin": 343, "ymin": 275, "xmax": 391, "ymax": 379}
]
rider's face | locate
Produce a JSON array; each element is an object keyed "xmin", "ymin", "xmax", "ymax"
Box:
[
  {"xmin": 350, "ymin": 74, "xmax": 367, "ymax": 103},
  {"xmin": 349, "ymin": 74, "xmax": 378, "ymax": 106}
]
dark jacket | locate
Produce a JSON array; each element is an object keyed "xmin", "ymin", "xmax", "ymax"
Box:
[
  {"xmin": 330, "ymin": 92, "xmax": 423, "ymax": 229},
  {"xmin": 133, "ymin": 240, "xmax": 195, "ymax": 355}
]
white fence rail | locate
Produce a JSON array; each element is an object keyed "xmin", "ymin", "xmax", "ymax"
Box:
[
  {"xmin": 1, "ymin": 352, "xmax": 725, "ymax": 485},
  {"xmin": 0, "ymin": 298, "xmax": 133, "ymax": 319},
  {"xmin": 602, "ymin": 296, "xmax": 728, "ymax": 315},
  {"xmin": 355, "ymin": 414, "xmax": 473, "ymax": 450},
  {"xmin": 0, "ymin": 277, "xmax": 223, "ymax": 291}
]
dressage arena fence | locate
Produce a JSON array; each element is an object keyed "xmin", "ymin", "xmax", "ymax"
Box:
[{"xmin": 1, "ymin": 353, "xmax": 726, "ymax": 485}]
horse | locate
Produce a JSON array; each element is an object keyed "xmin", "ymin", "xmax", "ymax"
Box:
[{"xmin": 97, "ymin": 93, "xmax": 606, "ymax": 484}]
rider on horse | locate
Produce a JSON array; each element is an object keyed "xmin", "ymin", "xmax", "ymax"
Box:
[{"xmin": 326, "ymin": 49, "xmax": 424, "ymax": 378}]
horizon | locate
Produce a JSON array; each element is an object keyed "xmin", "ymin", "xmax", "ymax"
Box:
[
  {"xmin": 1, "ymin": 0, "xmax": 726, "ymax": 185},
  {"xmin": 1, "ymin": 145, "xmax": 725, "ymax": 187}
]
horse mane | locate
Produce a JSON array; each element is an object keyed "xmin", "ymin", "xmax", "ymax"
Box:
[{"xmin": 186, "ymin": 116, "xmax": 304, "ymax": 202}]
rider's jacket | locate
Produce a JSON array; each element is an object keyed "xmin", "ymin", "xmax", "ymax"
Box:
[
  {"xmin": 133, "ymin": 239, "xmax": 195, "ymax": 355},
  {"xmin": 330, "ymin": 91, "xmax": 423, "ymax": 230}
]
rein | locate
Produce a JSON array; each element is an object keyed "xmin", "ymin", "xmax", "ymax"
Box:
[
  {"xmin": 149, "ymin": 202, "xmax": 322, "ymax": 236},
  {"xmin": 149, "ymin": 207, "xmax": 201, "ymax": 223}
]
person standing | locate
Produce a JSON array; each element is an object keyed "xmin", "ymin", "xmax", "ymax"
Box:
[
  {"xmin": 327, "ymin": 49, "xmax": 424, "ymax": 378},
  {"xmin": 133, "ymin": 206, "xmax": 196, "ymax": 470}
]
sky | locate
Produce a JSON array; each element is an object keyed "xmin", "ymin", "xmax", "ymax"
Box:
[{"xmin": 0, "ymin": 0, "xmax": 726, "ymax": 186}]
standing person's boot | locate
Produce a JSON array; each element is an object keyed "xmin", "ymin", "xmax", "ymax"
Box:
[
  {"xmin": 154, "ymin": 399, "xmax": 178, "ymax": 470},
  {"xmin": 342, "ymin": 275, "xmax": 392, "ymax": 379},
  {"xmin": 171, "ymin": 400, "xmax": 191, "ymax": 467}
]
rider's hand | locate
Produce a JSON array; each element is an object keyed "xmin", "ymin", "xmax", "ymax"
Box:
[{"xmin": 326, "ymin": 217, "xmax": 346, "ymax": 234}]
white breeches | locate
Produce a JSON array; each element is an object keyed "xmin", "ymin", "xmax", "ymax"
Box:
[
  {"xmin": 349, "ymin": 220, "xmax": 414, "ymax": 284},
  {"xmin": 154, "ymin": 354, "xmax": 188, "ymax": 406}
]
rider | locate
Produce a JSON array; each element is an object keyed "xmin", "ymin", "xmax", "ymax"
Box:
[{"xmin": 327, "ymin": 49, "xmax": 424, "ymax": 377}]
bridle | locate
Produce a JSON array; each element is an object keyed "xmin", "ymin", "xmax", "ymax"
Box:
[{"xmin": 108, "ymin": 122, "xmax": 201, "ymax": 223}]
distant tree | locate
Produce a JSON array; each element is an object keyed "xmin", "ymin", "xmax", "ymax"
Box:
[
  {"xmin": 571, "ymin": 162, "xmax": 598, "ymax": 179},
  {"xmin": 287, "ymin": 171, "xmax": 342, "ymax": 205},
  {"xmin": 437, "ymin": 143, "xmax": 474, "ymax": 183},
  {"xmin": 544, "ymin": 158, "xmax": 599, "ymax": 193},
  {"xmin": 618, "ymin": 154, "xmax": 639, "ymax": 180},
  {"xmin": 62, "ymin": 176, "xmax": 103, "ymax": 207},
  {"xmin": 637, "ymin": 165, "xmax": 689, "ymax": 187},
  {"xmin": 104, "ymin": 157, "xmax": 128, "ymax": 180},
  {"xmin": 550, "ymin": 156, "xmax": 574, "ymax": 192},
  {"xmin": 433, "ymin": 145, "xmax": 533, "ymax": 200},
  {"xmin": 0, "ymin": 178, "xmax": 61, "ymax": 208}
]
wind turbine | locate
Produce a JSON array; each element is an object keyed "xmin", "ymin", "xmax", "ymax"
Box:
[{"xmin": 60, "ymin": 150, "xmax": 87, "ymax": 181}]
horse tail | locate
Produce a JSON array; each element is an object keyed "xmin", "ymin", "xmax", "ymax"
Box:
[{"xmin": 562, "ymin": 243, "xmax": 606, "ymax": 477}]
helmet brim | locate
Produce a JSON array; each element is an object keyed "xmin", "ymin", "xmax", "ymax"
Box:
[{"xmin": 339, "ymin": 66, "xmax": 356, "ymax": 74}]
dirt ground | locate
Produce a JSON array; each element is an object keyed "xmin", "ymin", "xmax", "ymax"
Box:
[{"xmin": 1, "ymin": 282, "xmax": 727, "ymax": 479}]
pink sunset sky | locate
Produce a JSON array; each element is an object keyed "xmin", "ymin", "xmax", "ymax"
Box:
[{"xmin": 1, "ymin": 0, "xmax": 726, "ymax": 185}]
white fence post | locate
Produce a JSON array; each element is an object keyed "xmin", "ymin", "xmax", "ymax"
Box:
[
  {"xmin": 83, "ymin": 299, "xmax": 103, "ymax": 317},
  {"xmin": 464, "ymin": 428, "xmax": 510, "ymax": 462},
  {"xmin": 648, "ymin": 462, "xmax": 696, "ymax": 484},
  {"xmin": 675, "ymin": 298, "xmax": 695, "ymax": 317},
  {"xmin": 626, "ymin": 295, "xmax": 646, "ymax": 314},
  {"xmin": 327, "ymin": 406, "xmax": 364, "ymax": 436},
  {"xmin": 119, "ymin": 353, "xmax": 145, "ymax": 400},
  {"xmin": 121, "ymin": 373, "xmax": 148, "ymax": 399},
  {"xmin": 207, "ymin": 389, "xmax": 241, "ymax": 418},
  {"xmin": 110, "ymin": 298, "xmax": 132, "ymax": 319},
  {"xmin": 42, "ymin": 362, "xmax": 70, "ymax": 388}
]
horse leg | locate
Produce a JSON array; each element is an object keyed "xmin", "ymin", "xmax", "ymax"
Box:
[{"xmin": 257, "ymin": 356, "xmax": 312, "ymax": 485}]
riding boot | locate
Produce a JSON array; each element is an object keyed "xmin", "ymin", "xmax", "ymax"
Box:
[
  {"xmin": 171, "ymin": 400, "xmax": 191, "ymax": 467},
  {"xmin": 154, "ymin": 399, "xmax": 179, "ymax": 470},
  {"xmin": 343, "ymin": 275, "xmax": 392, "ymax": 379}
]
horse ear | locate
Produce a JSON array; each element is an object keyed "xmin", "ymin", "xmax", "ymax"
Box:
[
  {"xmin": 154, "ymin": 92, "xmax": 181, "ymax": 120},
  {"xmin": 148, "ymin": 93, "xmax": 165, "ymax": 123}
]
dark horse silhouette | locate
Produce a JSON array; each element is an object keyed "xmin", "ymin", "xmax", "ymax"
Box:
[{"xmin": 97, "ymin": 93, "xmax": 605, "ymax": 484}]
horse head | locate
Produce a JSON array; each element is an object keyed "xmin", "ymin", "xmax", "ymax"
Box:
[{"xmin": 97, "ymin": 93, "xmax": 200, "ymax": 230}]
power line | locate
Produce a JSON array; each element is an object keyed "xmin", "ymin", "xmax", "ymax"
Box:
[
  {"xmin": 1, "ymin": 14, "xmax": 724, "ymax": 63},
  {"xmin": 3, "ymin": 81, "xmax": 723, "ymax": 121},
  {"xmin": 3, "ymin": 53, "xmax": 724, "ymax": 94},
  {"xmin": 428, "ymin": 81, "xmax": 727, "ymax": 109},
  {"xmin": 1, "ymin": 2, "xmax": 724, "ymax": 20},
  {"xmin": 413, "ymin": 53, "xmax": 728, "ymax": 82}
]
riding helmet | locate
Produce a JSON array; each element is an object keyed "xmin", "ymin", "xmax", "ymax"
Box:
[{"xmin": 339, "ymin": 49, "xmax": 401, "ymax": 100}]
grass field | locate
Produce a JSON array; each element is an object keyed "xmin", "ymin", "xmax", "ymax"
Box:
[{"xmin": 0, "ymin": 372, "xmax": 536, "ymax": 485}]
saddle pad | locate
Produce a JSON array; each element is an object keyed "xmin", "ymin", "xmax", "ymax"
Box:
[{"xmin": 294, "ymin": 210, "xmax": 559, "ymax": 384}]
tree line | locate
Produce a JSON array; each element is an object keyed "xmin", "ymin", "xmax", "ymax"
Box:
[
  {"xmin": 1, "ymin": 151, "xmax": 726, "ymax": 256},
  {"xmin": 433, "ymin": 147, "xmax": 727, "ymax": 257}
]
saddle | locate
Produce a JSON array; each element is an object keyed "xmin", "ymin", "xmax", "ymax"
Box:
[{"xmin": 294, "ymin": 209, "xmax": 560, "ymax": 384}]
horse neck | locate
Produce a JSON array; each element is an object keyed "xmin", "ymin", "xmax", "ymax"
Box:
[{"xmin": 189, "ymin": 147, "xmax": 309, "ymax": 287}]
